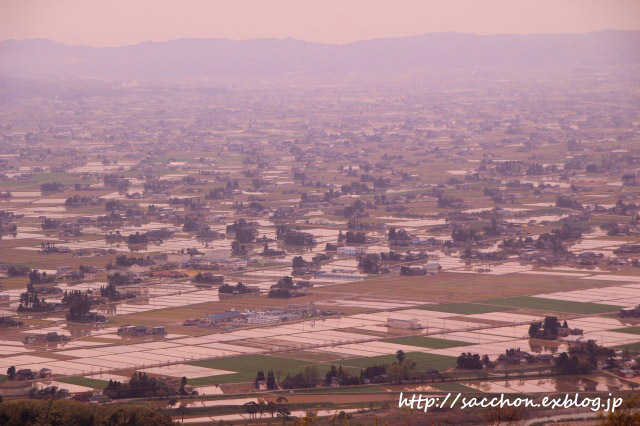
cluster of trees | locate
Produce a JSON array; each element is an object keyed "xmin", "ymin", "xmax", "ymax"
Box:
[
  {"xmin": 384, "ymin": 351, "xmax": 421, "ymax": 384},
  {"xmin": 227, "ymin": 219, "xmax": 256, "ymax": 243},
  {"xmin": 358, "ymin": 254, "xmax": 382, "ymax": 274},
  {"xmin": 528, "ymin": 316, "xmax": 565, "ymax": 340},
  {"xmin": 359, "ymin": 174, "xmax": 390, "ymax": 188},
  {"xmin": 399, "ymin": 266, "xmax": 426, "ymax": 276},
  {"xmin": 280, "ymin": 366, "xmax": 326, "ymax": 389},
  {"xmin": 554, "ymin": 352, "xmax": 589, "ymax": 374},
  {"xmin": 292, "ymin": 256, "xmax": 311, "ymax": 269},
  {"xmin": 556, "ymin": 195, "xmax": 583, "ymax": 210},
  {"xmin": 64, "ymin": 195, "xmax": 96, "ymax": 207},
  {"xmin": 260, "ymin": 243, "xmax": 285, "ymax": 256},
  {"xmin": 501, "ymin": 236, "xmax": 535, "ymax": 249},
  {"xmin": 40, "ymin": 182, "xmax": 64, "ymax": 192},
  {"xmin": 255, "ymin": 370, "xmax": 277, "ymax": 389},
  {"xmin": 276, "ymin": 226, "xmax": 315, "ymax": 245},
  {"xmin": 105, "ymin": 173, "xmax": 130, "ymax": 189},
  {"xmin": 381, "ymin": 251, "xmax": 427, "ymax": 262},
  {"xmin": 107, "ymin": 272, "xmax": 141, "ymax": 286},
  {"xmin": 41, "ymin": 218, "xmax": 60, "ymax": 230},
  {"xmin": 6, "ymin": 265, "xmax": 29, "ymax": 277},
  {"xmin": 196, "ymin": 225, "xmax": 223, "ymax": 239},
  {"xmin": 268, "ymin": 288, "xmax": 301, "ymax": 298},
  {"xmin": 114, "ymin": 255, "xmax": 152, "ymax": 267},
  {"xmin": 127, "ymin": 232, "xmax": 148, "ymax": 244},
  {"xmin": 0, "ymin": 220, "xmax": 17, "ymax": 235},
  {"xmin": 268, "ymin": 276, "xmax": 308, "ymax": 298},
  {"xmin": 456, "ymin": 353, "xmax": 488, "ymax": 370},
  {"xmin": 612, "ymin": 199, "xmax": 640, "ymax": 216},
  {"xmin": 64, "ymin": 290, "xmax": 104, "ymax": 323},
  {"xmin": 526, "ymin": 163, "xmax": 558, "ymax": 175},
  {"xmin": 99, "ymin": 282, "xmax": 130, "ymax": 301},
  {"xmin": 0, "ymin": 399, "xmax": 173, "ymax": 426},
  {"xmin": 193, "ymin": 272, "xmax": 224, "ymax": 284},
  {"xmin": 535, "ymin": 225, "xmax": 583, "ymax": 253},
  {"xmin": 461, "ymin": 248, "xmax": 507, "ymax": 262},
  {"xmin": 17, "ymin": 284, "xmax": 52, "ymax": 313},
  {"xmin": 493, "ymin": 160, "xmax": 524, "ymax": 176},
  {"xmin": 104, "ymin": 372, "xmax": 178, "ymax": 399},
  {"xmin": 182, "ymin": 216, "xmax": 201, "ymax": 232},
  {"xmin": 388, "ymin": 227, "xmax": 411, "ymax": 245},
  {"xmin": 219, "ymin": 282, "xmax": 257, "ymax": 294},
  {"xmin": 206, "ymin": 182, "xmax": 237, "ymax": 200},
  {"xmin": 105, "ymin": 200, "xmax": 122, "ymax": 211},
  {"xmin": 437, "ymin": 193, "xmax": 464, "ymax": 208},
  {"xmin": 569, "ymin": 340, "xmax": 615, "ymax": 357},
  {"xmin": 0, "ymin": 316, "xmax": 22, "ymax": 328},
  {"xmin": 324, "ymin": 364, "xmax": 362, "ymax": 386},
  {"xmin": 600, "ymin": 221, "xmax": 629, "ymax": 236},
  {"xmin": 622, "ymin": 173, "xmax": 637, "ymax": 186},
  {"xmin": 343, "ymin": 231, "xmax": 366, "ymax": 244},
  {"xmin": 340, "ymin": 181, "xmax": 371, "ymax": 195},
  {"xmin": 241, "ymin": 398, "xmax": 291, "ymax": 420},
  {"xmin": 98, "ymin": 212, "xmax": 124, "ymax": 223},
  {"xmin": 231, "ymin": 240, "xmax": 247, "ymax": 256},
  {"xmin": 28, "ymin": 270, "xmax": 56, "ymax": 284},
  {"xmin": 340, "ymin": 200, "xmax": 366, "ymax": 218},
  {"xmin": 451, "ymin": 226, "xmax": 483, "ymax": 243}
]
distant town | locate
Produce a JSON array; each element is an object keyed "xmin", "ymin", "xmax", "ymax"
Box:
[{"xmin": 1, "ymin": 40, "xmax": 640, "ymax": 425}]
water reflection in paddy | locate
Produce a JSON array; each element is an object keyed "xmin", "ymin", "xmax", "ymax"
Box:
[{"xmin": 464, "ymin": 374, "xmax": 635, "ymax": 394}]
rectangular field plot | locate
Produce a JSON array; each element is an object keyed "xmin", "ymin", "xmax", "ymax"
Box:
[
  {"xmin": 427, "ymin": 330, "xmax": 518, "ymax": 344},
  {"xmin": 57, "ymin": 376, "xmax": 110, "ymax": 389},
  {"xmin": 0, "ymin": 355, "xmax": 58, "ymax": 369},
  {"xmin": 611, "ymin": 326, "xmax": 640, "ymax": 335},
  {"xmin": 534, "ymin": 284, "xmax": 640, "ymax": 307},
  {"xmin": 186, "ymin": 354, "xmax": 329, "ymax": 385},
  {"xmin": 318, "ymin": 298, "xmax": 422, "ymax": 310},
  {"xmin": 481, "ymin": 296, "xmax": 623, "ymax": 314},
  {"xmin": 419, "ymin": 303, "xmax": 514, "ymax": 315},
  {"xmin": 383, "ymin": 336, "xmax": 474, "ymax": 349},
  {"xmin": 198, "ymin": 342, "xmax": 266, "ymax": 354},
  {"xmin": 466, "ymin": 312, "xmax": 542, "ymax": 323},
  {"xmin": 139, "ymin": 364, "xmax": 236, "ymax": 378},
  {"xmin": 340, "ymin": 352, "xmax": 458, "ymax": 372}
]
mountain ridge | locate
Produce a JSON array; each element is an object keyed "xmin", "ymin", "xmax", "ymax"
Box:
[{"xmin": 1, "ymin": 30, "xmax": 639, "ymax": 80}]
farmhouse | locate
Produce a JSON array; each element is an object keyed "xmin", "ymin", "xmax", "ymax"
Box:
[{"xmin": 387, "ymin": 317, "xmax": 422, "ymax": 330}]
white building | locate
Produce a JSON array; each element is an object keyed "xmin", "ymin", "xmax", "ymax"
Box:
[
  {"xmin": 337, "ymin": 246, "xmax": 366, "ymax": 256},
  {"xmin": 202, "ymin": 248, "xmax": 230, "ymax": 262},
  {"xmin": 387, "ymin": 318, "xmax": 423, "ymax": 330},
  {"xmin": 247, "ymin": 314, "xmax": 282, "ymax": 324}
]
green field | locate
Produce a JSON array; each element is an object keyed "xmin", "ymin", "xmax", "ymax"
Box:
[
  {"xmin": 431, "ymin": 382, "xmax": 481, "ymax": 393},
  {"xmin": 187, "ymin": 354, "xmax": 359, "ymax": 386},
  {"xmin": 611, "ymin": 326, "xmax": 640, "ymax": 335},
  {"xmin": 419, "ymin": 303, "xmax": 513, "ymax": 315},
  {"xmin": 480, "ymin": 296, "xmax": 622, "ymax": 314},
  {"xmin": 294, "ymin": 385, "xmax": 384, "ymax": 394},
  {"xmin": 340, "ymin": 352, "xmax": 458, "ymax": 372},
  {"xmin": 614, "ymin": 342, "xmax": 640, "ymax": 352},
  {"xmin": 57, "ymin": 376, "xmax": 109, "ymax": 389},
  {"xmin": 383, "ymin": 336, "xmax": 473, "ymax": 349},
  {"xmin": 187, "ymin": 352, "xmax": 459, "ymax": 385}
]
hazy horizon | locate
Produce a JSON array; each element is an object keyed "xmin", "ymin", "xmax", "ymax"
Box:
[
  {"xmin": 3, "ymin": 28, "xmax": 640, "ymax": 48},
  {"xmin": 3, "ymin": 0, "xmax": 640, "ymax": 47}
]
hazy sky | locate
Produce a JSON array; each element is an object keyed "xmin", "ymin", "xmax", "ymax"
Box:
[{"xmin": 3, "ymin": 0, "xmax": 640, "ymax": 46}]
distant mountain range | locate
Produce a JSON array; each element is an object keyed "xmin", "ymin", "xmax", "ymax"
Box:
[{"xmin": 1, "ymin": 30, "xmax": 639, "ymax": 81}]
